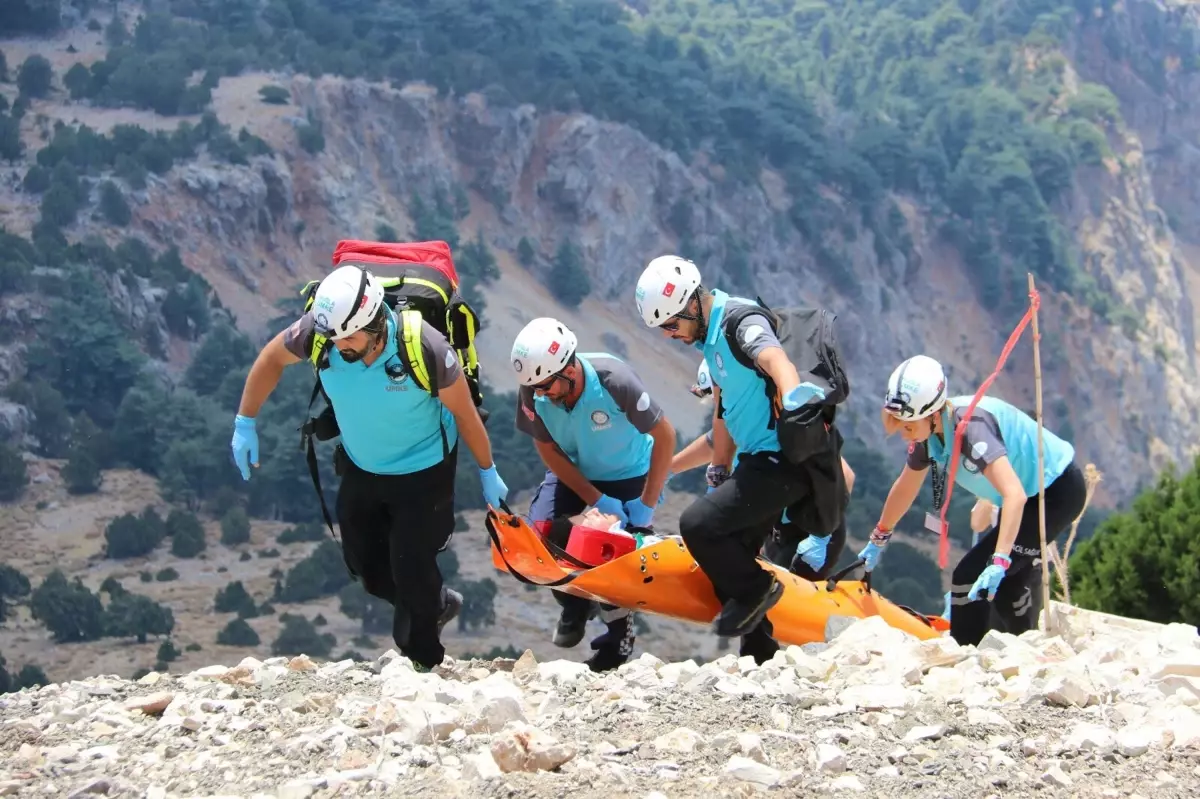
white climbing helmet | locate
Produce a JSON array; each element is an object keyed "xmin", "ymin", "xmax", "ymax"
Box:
[
  {"xmin": 883, "ymin": 355, "xmax": 947, "ymax": 421},
  {"xmin": 510, "ymin": 317, "xmax": 579, "ymax": 387},
  {"xmin": 311, "ymin": 264, "xmax": 386, "ymax": 339},
  {"xmin": 634, "ymin": 255, "xmax": 702, "ymax": 327}
]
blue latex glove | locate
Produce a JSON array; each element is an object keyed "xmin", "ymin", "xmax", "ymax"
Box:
[
  {"xmin": 781, "ymin": 382, "xmax": 827, "ymax": 411},
  {"xmin": 479, "ymin": 465, "xmax": 509, "ymax": 509},
  {"xmin": 231, "ymin": 415, "xmax": 259, "ymax": 481},
  {"xmin": 795, "ymin": 535, "xmax": 829, "ymax": 571},
  {"xmin": 593, "ymin": 494, "xmax": 629, "ymax": 524},
  {"xmin": 968, "ymin": 563, "xmax": 1008, "ymax": 602},
  {"xmin": 858, "ymin": 541, "xmax": 887, "ymax": 572},
  {"xmin": 942, "ymin": 591, "xmax": 952, "ymax": 621},
  {"xmin": 625, "ymin": 497, "xmax": 654, "ymax": 528}
]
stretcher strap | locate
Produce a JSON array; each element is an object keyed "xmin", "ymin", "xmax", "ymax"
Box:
[{"xmin": 938, "ymin": 287, "xmax": 1041, "ymax": 569}]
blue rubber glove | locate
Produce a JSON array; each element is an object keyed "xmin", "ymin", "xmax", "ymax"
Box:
[
  {"xmin": 795, "ymin": 535, "xmax": 829, "ymax": 571},
  {"xmin": 625, "ymin": 497, "xmax": 654, "ymax": 528},
  {"xmin": 858, "ymin": 526, "xmax": 892, "ymax": 572},
  {"xmin": 593, "ymin": 494, "xmax": 628, "ymax": 524},
  {"xmin": 231, "ymin": 415, "xmax": 259, "ymax": 481},
  {"xmin": 781, "ymin": 382, "xmax": 827, "ymax": 411},
  {"xmin": 858, "ymin": 541, "xmax": 886, "ymax": 571},
  {"xmin": 479, "ymin": 465, "xmax": 509, "ymax": 509},
  {"xmin": 968, "ymin": 562, "xmax": 1009, "ymax": 602},
  {"xmin": 942, "ymin": 591, "xmax": 952, "ymax": 621}
]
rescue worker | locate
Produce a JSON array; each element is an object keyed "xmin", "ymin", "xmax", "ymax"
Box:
[
  {"xmin": 230, "ymin": 264, "xmax": 510, "ymax": 671},
  {"xmin": 862, "ymin": 354, "xmax": 1087, "ymax": 646},
  {"xmin": 673, "ymin": 358, "xmax": 856, "ymax": 581},
  {"xmin": 510, "ymin": 317, "xmax": 676, "ymax": 672},
  {"xmin": 634, "ymin": 255, "xmax": 846, "ymax": 663}
]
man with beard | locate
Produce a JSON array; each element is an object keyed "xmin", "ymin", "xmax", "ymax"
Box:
[
  {"xmin": 633, "ymin": 255, "xmax": 847, "ymax": 663},
  {"xmin": 230, "ymin": 264, "xmax": 509, "ymax": 672},
  {"xmin": 510, "ymin": 317, "xmax": 676, "ymax": 671}
]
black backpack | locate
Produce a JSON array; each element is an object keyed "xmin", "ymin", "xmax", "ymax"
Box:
[{"xmin": 722, "ymin": 296, "xmax": 850, "ymax": 466}]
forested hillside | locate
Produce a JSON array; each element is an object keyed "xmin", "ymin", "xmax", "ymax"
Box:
[
  {"xmin": 2, "ymin": 0, "xmax": 1199, "ymax": 683},
  {"xmin": 639, "ymin": 0, "xmax": 1168, "ymax": 322}
]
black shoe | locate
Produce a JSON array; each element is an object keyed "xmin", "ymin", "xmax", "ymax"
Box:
[
  {"xmin": 713, "ymin": 576, "xmax": 785, "ymax": 638},
  {"xmin": 584, "ymin": 616, "xmax": 635, "ymax": 673},
  {"xmin": 739, "ymin": 618, "xmax": 781, "ymax": 666},
  {"xmin": 438, "ymin": 588, "xmax": 463, "ymax": 635},
  {"xmin": 553, "ymin": 602, "xmax": 594, "ymax": 648}
]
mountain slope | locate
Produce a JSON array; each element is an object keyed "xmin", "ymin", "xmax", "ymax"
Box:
[{"xmin": 0, "ymin": 0, "xmax": 1198, "ymax": 685}]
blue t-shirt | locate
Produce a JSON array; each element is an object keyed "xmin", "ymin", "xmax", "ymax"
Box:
[
  {"xmin": 907, "ymin": 394, "xmax": 1076, "ymax": 503},
  {"xmin": 284, "ymin": 308, "xmax": 460, "ymax": 475},
  {"xmin": 515, "ymin": 353, "xmax": 664, "ymax": 482},
  {"xmin": 699, "ymin": 290, "xmax": 783, "ymax": 458}
]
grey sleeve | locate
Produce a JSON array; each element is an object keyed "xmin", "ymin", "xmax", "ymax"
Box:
[
  {"xmin": 420, "ymin": 320, "xmax": 462, "ymax": 390},
  {"xmin": 281, "ymin": 313, "xmax": 317, "ymax": 360},
  {"xmin": 906, "ymin": 440, "xmax": 933, "ymax": 470},
  {"xmin": 514, "ymin": 386, "xmax": 553, "ymax": 443},
  {"xmin": 731, "ymin": 313, "xmax": 783, "ymax": 364},
  {"xmin": 959, "ymin": 409, "xmax": 1008, "ymax": 472},
  {"xmin": 595, "ymin": 359, "xmax": 664, "ymax": 434}
]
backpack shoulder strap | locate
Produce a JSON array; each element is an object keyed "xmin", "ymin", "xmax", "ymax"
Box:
[
  {"xmin": 721, "ymin": 296, "xmax": 779, "ymax": 374},
  {"xmin": 398, "ymin": 309, "xmax": 438, "ymax": 398},
  {"xmin": 397, "ymin": 309, "xmax": 450, "ymax": 460}
]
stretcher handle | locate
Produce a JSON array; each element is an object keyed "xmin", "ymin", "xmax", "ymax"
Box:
[{"xmin": 825, "ymin": 558, "xmax": 872, "ymax": 593}]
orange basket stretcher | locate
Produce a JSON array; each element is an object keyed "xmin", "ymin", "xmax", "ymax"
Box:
[{"xmin": 485, "ymin": 507, "xmax": 950, "ymax": 646}]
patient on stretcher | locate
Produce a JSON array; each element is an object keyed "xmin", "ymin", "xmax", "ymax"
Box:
[{"xmin": 538, "ymin": 508, "xmax": 674, "ymax": 567}]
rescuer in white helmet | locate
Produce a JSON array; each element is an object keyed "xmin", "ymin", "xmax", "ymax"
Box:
[
  {"xmin": 230, "ymin": 262, "xmax": 509, "ymax": 672},
  {"xmin": 866, "ymin": 354, "xmax": 1087, "ymax": 646}
]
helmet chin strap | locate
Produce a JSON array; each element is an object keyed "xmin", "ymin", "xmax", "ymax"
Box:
[{"xmin": 670, "ymin": 289, "xmax": 708, "ymax": 340}]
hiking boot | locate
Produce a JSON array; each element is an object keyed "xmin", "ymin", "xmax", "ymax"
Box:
[
  {"xmin": 438, "ymin": 588, "xmax": 463, "ymax": 635},
  {"xmin": 585, "ymin": 615, "xmax": 635, "ymax": 673},
  {"xmin": 713, "ymin": 576, "xmax": 785, "ymax": 638},
  {"xmin": 739, "ymin": 618, "xmax": 781, "ymax": 666},
  {"xmin": 553, "ymin": 601, "xmax": 594, "ymax": 648}
]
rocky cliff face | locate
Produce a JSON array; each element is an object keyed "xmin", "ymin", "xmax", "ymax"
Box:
[
  {"xmin": 4, "ymin": 2, "xmax": 1198, "ymax": 506},
  {"xmin": 115, "ymin": 56, "xmax": 1196, "ymax": 507}
]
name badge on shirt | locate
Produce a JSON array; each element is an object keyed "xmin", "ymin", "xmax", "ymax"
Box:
[{"xmin": 924, "ymin": 512, "xmax": 942, "ymax": 534}]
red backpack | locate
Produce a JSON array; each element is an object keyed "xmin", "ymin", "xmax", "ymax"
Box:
[{"xmin": 301, "ymin": 239, "xmax": 483, "ymax": 407}]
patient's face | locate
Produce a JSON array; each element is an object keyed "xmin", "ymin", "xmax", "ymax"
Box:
[{"xmin": 570, "ymin": 508, "xmax": 622, "ymax": 530}]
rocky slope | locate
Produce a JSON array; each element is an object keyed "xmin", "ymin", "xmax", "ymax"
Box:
[{"xmin": 2, "ymin": 604, "xmax": 1199, "ymax": 798}]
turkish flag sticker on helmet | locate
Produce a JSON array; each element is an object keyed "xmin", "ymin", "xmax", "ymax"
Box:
[
  {"xmin": 548, "ymin": 341, "xmax": 560, "ymax": 355},
  {"xmin": 663, "ymin": 282, "xmax": 676, "ymax": 297}
]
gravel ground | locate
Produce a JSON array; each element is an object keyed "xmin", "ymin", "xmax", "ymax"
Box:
[{"xmin": 3, "ymin": 610, "xmax": 1200, "ymax": 798}]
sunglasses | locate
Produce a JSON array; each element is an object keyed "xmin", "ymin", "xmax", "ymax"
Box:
[{"xmin": 532, "ymin": 373, "xmax": 561, "ymax": 392}]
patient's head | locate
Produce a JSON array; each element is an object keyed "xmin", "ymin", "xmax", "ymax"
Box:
[{"xmin": 570, "ymin": 508, "xmax": 623, "ymax": 531}]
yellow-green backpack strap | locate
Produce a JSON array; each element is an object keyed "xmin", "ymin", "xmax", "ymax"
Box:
[{"xmin": 399, "ymin": 310, "xmax": 433, "ymax": 394}]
